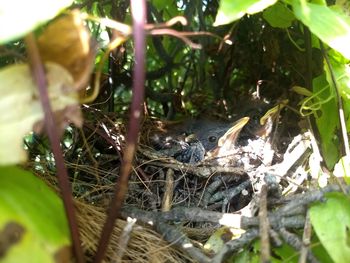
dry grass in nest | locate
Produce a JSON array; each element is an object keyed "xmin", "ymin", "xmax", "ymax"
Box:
[
  {"xmin": 75, "ymin": 200, "xmax": 188, "ymax": 263},
  {"xmin": 32, "ymin": 164, "xmax": 190, "ymax": 263}
]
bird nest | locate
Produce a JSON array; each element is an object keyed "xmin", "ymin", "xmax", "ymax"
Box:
[{"xmin": 29, "ymin": 104, "xmax": 343, "ymax": 262}]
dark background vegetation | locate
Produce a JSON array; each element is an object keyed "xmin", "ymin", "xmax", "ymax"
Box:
[
  {"xmin": 72, "ymin": 0, "xmax": 321, "ymax": 121},
  {"xmin": 2, "ymin": 1, "xmax": 349, "ymax": 262},
  {"xmin": 0, "ymin": 0, "xmax": 323, "ymax": 122}
]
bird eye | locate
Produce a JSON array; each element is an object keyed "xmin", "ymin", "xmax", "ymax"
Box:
[{"xmin": 208, "ymin": 135, "xmax": 217, "ymax": 142}]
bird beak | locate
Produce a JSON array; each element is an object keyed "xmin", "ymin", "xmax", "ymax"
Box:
[
  {"xmin": 218, "ymin": 117, "xmax": 250, "ymax": 148},
  {"xmin": 207, "ymin": 117, "xmax": 249, "ymax": 158},
  {"xmin": 260, "ymin": 99, "xmax": 288, "ymax": 126},
  {"xmin": 256, "ymin": 99, "xmax": 288, "ymax": 138}
]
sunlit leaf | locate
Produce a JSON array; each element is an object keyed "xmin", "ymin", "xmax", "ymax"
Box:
[
  {"xmin": 0, "ymin": 166, "xmax": 71, "ymax": 263},
  {"xmin": 0, "ymin": 63, "xmax": 81, "ymax": 165},
  {"xmin": 336, "ymin": 0, "xmax": 350, "ymax": 16},
  {"xmin": 263, "ymin": 2, "xmax": 295, "ymax": 28},
  {"xmin": 324, "ymin": 58, "xmax": 350, "ymax": 100},
  {"xmin": 0, "ymin": 0, "xmax": 73, "ymax": 44},
  {"xmin": 324, "ymin": 54, "xmax": 350, "ymax": 142},
  {"xmin": 334, "ymin": 156, "xmax": 350, "ymax": 184},
  {"xmin": 214, "ymin": 0, "xmax": 277, "ymax": 26},
  {"xmin": 272, "ymin": 243, "xmax": 300, "ymax": 262},
  {"xmin": 313, "ymin": 74, "xmax": 339, "ymax": 168},
  {"xmin": 293, "ymin": 0, "xmax": 350, "ymax": 59},
  {"xmin": 310, "ymin": 192, "xmax": 350, "ymax": 263}
]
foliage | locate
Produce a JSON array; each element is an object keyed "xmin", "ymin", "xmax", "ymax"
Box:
[
  {"xmin": 310, "ymin": 192, "xmax": 350, "ymax": 263},
  {"xmin": 0, "ymin": 63, "xmax": 79, "ymax": 165},
  {"xmin": 0, "ymin": 166, "xmax": 70, "ymax": 263},
  {"xmin": 212, "ymin": 0, "xmax": 350, "ymax": 261},
  {"xmin": 0, "ymin": 2, "xmax": 76, "ymax": 261},
  {"xmin": 0, "ymin": 0, "xmax": 73, "ymax": 44},
  {"xmin": 214, "ymin": 0, "xmax": 277, "ymax": 26},
  {"xmin": 1, "ymin": 0, "xmax": 350, "ymax": 262}
]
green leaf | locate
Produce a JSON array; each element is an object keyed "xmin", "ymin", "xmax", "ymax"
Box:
[
  {"xmin": 313, "ymin": 74, "xmax": 339, "ymax": 168},
  {"xmin": 151, "ymin": 0, "xmax": 169, "ymax": 10},
  {"xmin": 311, "ymin": 237, "xmax": 334, "ymax": 263},
  {"xmin": 344, "ymin": 99, "xmax": 350, "ymax": 132},
  {"xmin": 230, "ymin": 250, "xmax": 250, "ymax": 263},
  {"xmin": 214, "ymin": 0, "xmax": 277, "ymax": 26},
  {"xmin": 324, "ymin": 57, "xmax": 350, "ymax": 101},
  {"xmin": 272, "ymin": 243, "xmax": 299, "ymax": 262},
  {"xmin": 0, "ymin": 166, "xmax": 71, "ymax": 263},
  {"xmin": 311, "ymin": 0, "xmax": 327, "ymax": 4},
  {"xmin": 292, "ymin": 0, "xmax": 350, "ymax": 59},
  {"xmin": 334, "ymin": 156, "xmax": 350, "ymax": 184},
  {"xmin": 310, "ymin": 192, "xmax": 350, "ymax": 263},
  {"xmin": 336, "ymin": 0, "xmax": 350, "ymax": 16},
  {"xmin": 319, "ymin": 54, "xmax": 350, "ymax": 169},
  {"xmin": 323, "ymin": 54, "xmax": 350, "ymax": 145},
  {"xmin": 263, "ymin": 2, "xmax": 295, "ymax": 28},
  {"xmin": 0, "ymin": 0, "xmax": 73, "ymax": 44}
]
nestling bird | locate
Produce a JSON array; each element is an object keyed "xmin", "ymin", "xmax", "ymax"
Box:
[
  {"xmin": 151, "ymin": 117, "xmax": 250, "ymax": 163},
  {"xmin": 173, "ymin": 134, "xmax": 206, "ymax": 164},
  {"xmin": 150, "ymin": 100, "xmax": 286, "ymax": 164}
]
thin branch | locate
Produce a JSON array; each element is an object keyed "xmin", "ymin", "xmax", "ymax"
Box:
[
  {"xmin": 259, "ymin": 184, "xmax": 271, "ymax": 263},
  {"xmin": 298, "ymin": 211, "xmax": 312, "ymax": 263},
  {"xmin": 93, "ymin": 0, "xmax": 147, "ymax": 262},
  {"xmin": 114, "ymin": 217, "xmax": 137, "ymax": 263},
  {"xmin": 25, "ymin": 33, "xmax": 85, "ymax": 263}
]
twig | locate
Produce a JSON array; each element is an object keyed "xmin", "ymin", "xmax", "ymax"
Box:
[
  {"xmin": 123, "ymin": 206, "xmax": 305, "ymax": 230},
  {"xmin": 269, "ymin": 228, "xmax": 282, "ymax": 247},
  {"xmin": 154, "ymin": 220, "xmax": 211, "ymax": 263},
  {"xmin": 161, "ymin": 168, "xmax": 175, "ymax": 211},
  {"xmin": 211, "ymin": 229, "xmax": 260, "ymax": 263},
  {"xmin": 139, "ymin": 148, "xmax": 246, "ymax": 178},
  {"xmin": 114, "ymin": 217, "xmax": 137, "ymax": 263},
  {"xmin": 276, "ymin": 184, "xmax": 343, "ymax": 216},
  {"xmin": 211, "ymin": 180, "xmax": 251, "ymax": 205},
  {"xmin": 201, "ymin": 176, "xmax": 223, "ymax": 207},
  {"xmin": 298, "ymin": 211, "xmax": 312, "ymax": 263},
  {"xmin": 93, "ymin": 1, "xmax": 147, "ymax": 262},
  {"xmin": 121, "ymin": 207, "xmax": 211, "ymax": 263},
  {"xmin": 25, "ymin": 34, "xmax": 85, "ymax": 263},
  {"xmin": 279, "ymin": 228, "xmax": 318, "ymax": 263},
  {"xmin": 259, "ymin": 185, "xmax": 270, "ymax": 263}
]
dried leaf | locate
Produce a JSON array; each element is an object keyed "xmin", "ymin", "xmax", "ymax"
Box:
[{"xmin": 38, "ymin": 10, "xmax": 95, "ymax": 90}]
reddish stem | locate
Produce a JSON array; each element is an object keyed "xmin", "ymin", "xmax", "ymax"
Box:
[
  {"xmin": 93, "ymin": 0, "xmax": 147, "ymax": 262},
  {"xmin": 25, "ymin": 33, "xmax": 85, "ymax": 263}
]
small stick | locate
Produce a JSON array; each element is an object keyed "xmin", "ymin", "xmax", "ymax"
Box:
[
  {"xmin": 298, "ymin": 212, "xmax": 312, "ymax": 263},
  {"xmin": 161, "ymin": 168, "xmax": 175, "ymax": 211},
  {"xmin": 114, "ymin": 217, "xmax": 137, "ymax": 263},
  {"xmin": 259, "ymin": 184, "xmax": 271, "ymax": 263}
]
